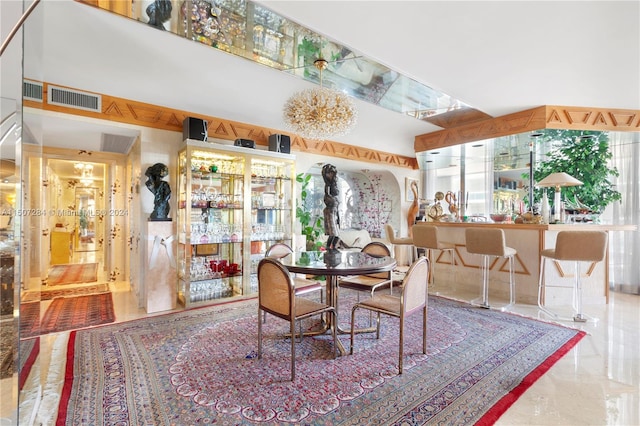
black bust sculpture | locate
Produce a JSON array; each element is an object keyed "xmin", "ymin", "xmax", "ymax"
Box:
[
  {"xmin": 146, "ymin": 0, "xmax": 173, "ymax": 31},
  {"xmin": 145, "ymin": 163, "xmax": 171, "ymax": 221}
]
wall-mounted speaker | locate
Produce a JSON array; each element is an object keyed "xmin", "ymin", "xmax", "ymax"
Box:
[
  {"xmin": 268, "ymin": 134, "xmax": 291, "ymax": 154},
  {"xmin": 183, "ymin": 117, "xmax": 208, "ymax": 141},
  {"xmin": 234, "ymin": 139, "xmax": 255, "ymax": 148}
]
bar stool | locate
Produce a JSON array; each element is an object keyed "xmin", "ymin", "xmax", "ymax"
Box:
[
  {"xmin": 465, "ymin": 228, "xmax": 516, "ymax": 310},
  {"xmin": 384, "ymin": 223, "xmax": 415, "ymax": 264},
  {"xmin": 537, "ymin": 231, "xmax": 607, "ymax": 322},
  {"xmin": 411, "ymin": 224, "xmax": 455, "ymax": 292}
]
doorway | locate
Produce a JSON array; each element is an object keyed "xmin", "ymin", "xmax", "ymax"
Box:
[{"xmin": 46, "ymin": 158, "xmax": 108, "ymax": 280}]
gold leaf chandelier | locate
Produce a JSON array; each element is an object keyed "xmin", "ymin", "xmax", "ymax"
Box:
[{"xmin": 283, "ymin": 59, "xmax": 357, "ymax": 140}]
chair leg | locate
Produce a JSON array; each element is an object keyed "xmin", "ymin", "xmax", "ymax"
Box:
[
  {"xmin": 538, "ymin": 257, "xmax": 559, "ymax": 319},
  {"xmin": 330, "ymin": 309, "xmax": 337, "ymax": 359},
  {"xmin": 500, "ymin": 255, "xmax": 515, "ymax": 311},
  {"xmin": 258, "ymin": 308, "xmax": 263, "ymax": 359},
  {"xmin": 472, "ymin": 255, "xmax": 491, "ymax": 308},
  {"xmin": 399, "ymin": 315, "xmax": 405, "ymax": 374},
  {"xmin": 290, "ymin": 319, "xmax": 296, "ymax": 381},
  {"xmin": 350, "ymin": 306, "xmax": 358, "ymax": 355},
  {"xmin": 573, "ymin": 262, "xmax": 587, "ymax": 322},
  {"xmin": 422, "ymin": 305, "xmax": 427, "ymax": 355}
]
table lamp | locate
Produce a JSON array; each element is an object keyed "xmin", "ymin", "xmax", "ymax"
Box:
[{"xmin": 537, "ymin": 172, "xmax": 583, "ymax": 222}]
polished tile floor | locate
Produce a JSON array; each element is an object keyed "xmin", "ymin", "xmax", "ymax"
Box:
[{"xmin": 7, "ymin": 279, "xmax": 640, "ymax": 425}]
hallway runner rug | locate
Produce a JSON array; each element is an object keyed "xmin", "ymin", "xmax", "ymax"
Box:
[
  {"xmin": 47, "ymin": 263, "xmax": 98, "ymax": 286},
  {"xmin": 56, "ymin": 295, "xmax": 585, "ymax": 425},
  {"xmin": 21, "ymin": 283, "xmax": 110, "ymax": 303},
  {"xmin": 22, "ymin": 293, "xmax": 115, "ymax": 338}
]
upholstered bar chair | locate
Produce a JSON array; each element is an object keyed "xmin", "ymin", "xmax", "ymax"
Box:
[
  {"xmin": 411, "ymin": 224, "xmax": 455, "ymax": 292},
  {"xmin": 350, "ymin": 257, "xmax": 429, "ymax": 374},
  {"xmin": 465, "ymin": 228, "xmax": 517, "ymax": 310},
  {"xmin": 257, "ymin": 257, "xmax": 337, "ymax": 381},
  {"xmin": 537, "ymin": 231, "xmax": 607, "ymax": 322},
  {"xmin": 384, "ymin": 223, "xmax": 416, "ymax": 265}
]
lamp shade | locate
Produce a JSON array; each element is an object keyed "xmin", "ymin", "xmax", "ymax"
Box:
[{"xmin": 537, "ymin": 172, "xmax": 583, "ymax": 188}]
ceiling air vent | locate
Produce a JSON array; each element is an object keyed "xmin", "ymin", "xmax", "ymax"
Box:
[
  {"xmin": 101, "ymin": 133, "xmax": 137, "ymax": 154},
  {"xmin": 23, "ymin": 80, "xmax": 43, "ymax": 102},
  {"xmin": 47, "ymin": 85, "xmax": 101, "ymax": 112}
]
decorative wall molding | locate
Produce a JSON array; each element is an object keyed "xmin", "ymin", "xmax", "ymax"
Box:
[
  {"xmin": 415, "ymin": 105, "xmax": 640, "ymax": 153},
  {"xmin": 24, "ymin": 81, "xmax": 418, "ymax": 170}
]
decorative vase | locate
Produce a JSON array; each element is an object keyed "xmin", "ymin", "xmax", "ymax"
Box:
[{"xmin": 541, "ymin": 189, "xmax": 550, "ymax": 224}]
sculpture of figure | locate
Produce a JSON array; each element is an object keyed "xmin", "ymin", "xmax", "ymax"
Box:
[
  {"xmin": 145, "ymin": 163, "xmax": 171, "ymax": 221},
  {"xmin": 322, "ymin": 164, "xmax": 341, "ymax": 249},
  {"xmin": 146, "ymin": 0, "xmax": 173, "ymax": 31},
  {"xmin": 407, "ymin": 179, "xmax": 419, "ymax": 237}
]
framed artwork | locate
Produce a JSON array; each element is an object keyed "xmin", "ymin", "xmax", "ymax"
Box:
[{"xmin": 405, "ymin": 177, "xmax": 418, "ymax": 202}]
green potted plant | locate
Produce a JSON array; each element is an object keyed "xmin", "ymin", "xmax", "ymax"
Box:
[
  {"xmin": 525, "ymin": 130, "xmax": 621, "ymax": 214},
  {"xmin": 296, "ymin": 173, "xmax": 324, "ymax": 251}
]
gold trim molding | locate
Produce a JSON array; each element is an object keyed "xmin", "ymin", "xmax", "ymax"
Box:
[
  {"xmin": 24, "ymin": 81, "xmax": 418, "ymax": 169},
  {"xmin": 415, "ymin": 105, "xmax": 640, "ymax": 152}
]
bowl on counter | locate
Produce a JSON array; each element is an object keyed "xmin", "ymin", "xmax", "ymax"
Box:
[{"xmin": 490, "ymin": 213, "xmax": 509, "ymax": 223}]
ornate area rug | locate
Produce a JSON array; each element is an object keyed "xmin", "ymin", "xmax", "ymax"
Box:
[
  {"xmin": 47, "ymin": 263, "xmax": 98, "ymax": 286},
  {"xmin": 21, "ymin": 293, "xmax": 115, "ymax": 338},
  {"xmin": 18, "ymin": 301, "xmax": 41, "ymax": 338},
  {"xmin": 57, "ymin": 295, "xmax": 584, "ymax": 425},
  {"xmin": 21, "ymin": 283, "xmax": 110, "ymax": 303}
]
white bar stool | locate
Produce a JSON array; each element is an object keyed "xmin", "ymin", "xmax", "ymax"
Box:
[
  {"xmin": 412, "ymin": 224, "xmax": 455, "ymax": 292},
  {"xmin": 537, "ymin": 231, "xmax": 607, "ymax": 322},
  {"xmin": 465, "ymin": 228, "xmax": 516, "ymax": 310}
]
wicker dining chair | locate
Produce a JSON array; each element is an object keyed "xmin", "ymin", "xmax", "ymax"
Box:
[
  {"xmin": 265, "ymin": 243, "xmax": 324, "ymax": 301},
  {"xmin": 257, "ymin": 257, "xmax": 337, "ymax": 381},
  {"xmin": 349, "ymin": 256, "xmax": 429, "ymax": 374},
  {"xmin": 339, "ymin": 242, "xmax": 394, "ymax": 298}
]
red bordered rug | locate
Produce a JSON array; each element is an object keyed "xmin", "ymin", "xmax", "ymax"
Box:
[
  {"xmin": 21, "ymin": 293, "xmax": 115, "ymax": 338},
  {"xmin": 56, "ymin": 295, "xmax": 584, "ymax": 425}
]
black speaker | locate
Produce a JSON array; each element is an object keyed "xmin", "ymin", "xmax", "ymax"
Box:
[
  {"xmin": 234, "ymin": 138, "xmax": 255, "ymax": 148},
  {"xmin": 268, "ymin": 134, "xmax": 291, "ymax": 154},
  {"xmin": 183, "ymin": 117, "xmax": 208, "ymax": 141}
]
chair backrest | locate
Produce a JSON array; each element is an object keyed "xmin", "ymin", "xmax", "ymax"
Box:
[
  {"xmin": 554, "ymin": 231, "xmax": 608, "ymax": 262},
  {"xmin": 361, "ymin": 242, "xmax": 392, "ymax": 279},
  {"xmin": 411, "ymin": 225, "xmax": 438, "ymax": 250},
  {"xmin": 384, "ymin": 223, "xmax": 394, "ymax": 243},
  {"xmin": 401, "ymin": 257, "xmax": 429, "ymax": 314},
  {"xmin": 465, "ymin": 227, "xmax": 508, "ymax": 256},
  {"xmin": 258, "ymin": 257, "xmax": 294, "ymax": 319},
  {"xmin": 361, "ymin": 241, "xmax": 391, "ymax": 257},
  {"xmin": 265, "ymin": 242, "xmax": 293, "ymax": 259}
]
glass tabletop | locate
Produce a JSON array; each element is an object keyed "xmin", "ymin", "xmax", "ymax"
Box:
[{"xmin": 279, "ymin": 249, "xmax": 396, "ymax": 276}]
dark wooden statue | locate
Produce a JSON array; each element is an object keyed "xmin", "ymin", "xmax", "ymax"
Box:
[{"xmin": 322, "ymin": 164, "xmax": 341, "ymax": 250}]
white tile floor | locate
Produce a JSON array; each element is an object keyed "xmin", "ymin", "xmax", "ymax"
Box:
[{"xmin": 7, "ymin": 280, "xmax": 640, "ymax": 425}]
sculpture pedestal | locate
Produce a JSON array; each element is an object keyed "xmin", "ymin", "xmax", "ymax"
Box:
[{"xmin": 145, "ymin": 221, "xmax": 176, "ymax": 313}]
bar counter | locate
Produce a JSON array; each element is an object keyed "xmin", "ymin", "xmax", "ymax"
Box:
[{"xmin": 413, "ymin": 221, "xmax": 636, "ymax": 306}]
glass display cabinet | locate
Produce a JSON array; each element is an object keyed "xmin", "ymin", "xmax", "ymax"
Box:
[{"xmin": 176, "ymin": 140, "xmax": 295, "ymax": 307}]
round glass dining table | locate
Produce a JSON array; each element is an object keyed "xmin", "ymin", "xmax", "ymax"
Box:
[{"xmin": 278, "ymin": 249, "xmax": 397, "ymax": 355}]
